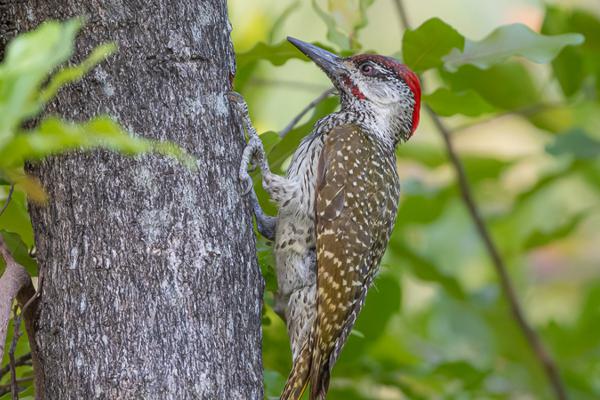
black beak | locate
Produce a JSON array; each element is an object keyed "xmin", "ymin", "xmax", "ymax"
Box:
[{"xmin": 287, "ymin": 37, "xmax": 344, "ymax": 77}]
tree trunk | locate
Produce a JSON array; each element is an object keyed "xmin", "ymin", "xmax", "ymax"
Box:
[{"xmin": 5, "ymin": 1, "xmax": 264, "ymax": 399}]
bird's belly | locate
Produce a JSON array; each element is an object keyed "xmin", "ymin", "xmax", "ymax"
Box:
[{"xmin": 274, "ymin": 138, "xmax": 322, "ymax": 297}]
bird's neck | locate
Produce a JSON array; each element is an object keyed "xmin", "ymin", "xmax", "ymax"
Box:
[{"xmin": 317, "ymin": 100, "xmax": 411, "ymax": 150}]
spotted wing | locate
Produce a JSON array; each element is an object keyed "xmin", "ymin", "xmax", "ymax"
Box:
[{"xmin": 309, "ymin": 124, "xmax": 400, "ymax": 398}]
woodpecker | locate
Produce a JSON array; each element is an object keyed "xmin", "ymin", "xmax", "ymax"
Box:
[{"xmin": 232, "ymin": 37, "xmax": 421, "ymax": 400}]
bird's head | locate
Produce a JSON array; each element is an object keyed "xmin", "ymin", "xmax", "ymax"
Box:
[{"xmin": 288, "ymin": 37, "xmax": 421, "ymax": 142}]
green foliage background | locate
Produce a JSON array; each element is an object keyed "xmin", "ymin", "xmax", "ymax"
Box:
[
  {"xmin": 230, "ymin": 0, "xmax": 600, "ymax": 399},
  {"xmin": 1, "ymin": 1, "xmax": 599, "ymax": 399}
]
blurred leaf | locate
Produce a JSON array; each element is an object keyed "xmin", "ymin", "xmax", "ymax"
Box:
[
  {"xmin": 403, "ymin": 18, "xmax": 464, "ymax": 72},
  {"xmin": 0, "ymin": 231, "xmax": 36, "ymax": 276},
  {"xmin": 546, "ymin": 128, "xmax": 600, "ymax": 159},
  {"xmin": 264, "ymin": 368, "xmax": 286, "ymax": 399},
  {"xmin": 268, "ymin": 2, "xmax": 300, "ymax": 43},
  {"xmin": 523, "ymin": 212, "xmax": 587, "ymax": 250},
  {"xmin": 0, "ymin": 116, "xmax": 196, "ymax": 169},
  {"xmin": 0, "ymin": 18, "xmax": 82, "ymax": 143},
  {"xmin": 0, "ymin": 188, "xmax": 33, "ymax": 246},
  {"xmin": 389, "ymin": 242, "xmax": 466, "ymax": 300},
  {"xmin": 425, "ymin": 88, "xmax": 495, "ymax": 117},
  {"xmin": 312, "ymin": 0, "xmax": 350, "ymax": 50},
  {"xmin": 311, "ymin": 0, "xmax": 373, "ymax": 50},
  {"xmin": 236, "ymin": 41, "xmax": 307, "ymax": 69},
  {"xmin": 443, "ymin": 23, "xmax": 584, "ymax": 72},
  {"xmin": 441, "ymin": 62, "xmax": 540, "ymax": 109},
  {"xmin": 39, "ymin": 42, "xmax": 117, "ymax": 104},
  {"xmin": 542, "ymin": 7, "xmax": 585, "ymax": 96}
]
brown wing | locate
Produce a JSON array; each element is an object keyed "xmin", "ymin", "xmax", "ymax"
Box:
[{"xmin": 309, "ymin": 124, "xmax": 400, "ymax": 399}]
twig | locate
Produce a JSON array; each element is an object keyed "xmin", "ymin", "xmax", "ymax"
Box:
[
  {"xmin": 391, "ymin": 0, "xmax": 410, "ymax": 35},
  {"xmin": 279, "ymin": 88, "xmax": 336, "ymax": 137},
  {"xmin": 0, "ymin": 184, "xmax": 15, "ymax": 217},
  {"xmin": 0, "ymin": 353, "xmax": 32, "ymax": 379},
  {"xmin": 0, "ymin": 377, "xmax": 33, "ymax": 397},
  {"xmin": 393, "ymin": 2, "xmax": 568, "ymax": 399},
  {"xmin": 9, "ymin": 305, "xmax": 23, "ymax": 400}
]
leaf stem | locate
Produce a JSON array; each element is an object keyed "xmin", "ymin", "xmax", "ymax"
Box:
[{"xmin": 393, "ymin": 2, "xmax": 568, "ymax": 399}]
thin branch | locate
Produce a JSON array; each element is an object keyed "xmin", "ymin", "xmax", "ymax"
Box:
[
  {"xmin": 279, "ymin": 88, "xmax": 336, "ymax": 137},
  {"xmin": 392, "ymin": 2, "xmax": 568, "ymax": 399},
  {"xmin": 0, "ymin": 353, "xmax": 32, "ymax": 379},
  {"xmin": 0, "ymin": 377, "xmax": 33, "ymax": 397},
  {"xmin": 391, "ymin": 0, "xmax": 410, "ymax": 34},
  {"xmin": 0, "ymin": 184, "xmax": 15, "ymax": 217},
  {"xmin": 9, "ymin": 305, "xmax": 22, "ymax": 400}
]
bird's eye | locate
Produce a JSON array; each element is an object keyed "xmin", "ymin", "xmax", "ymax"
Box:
[{"xmin": 360, "ymin": 63, "xmax": 374, "ymax": 75}]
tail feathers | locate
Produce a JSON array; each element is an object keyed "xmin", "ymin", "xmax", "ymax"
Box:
[
  {"xmin": 309, "ymin": 350, "xmax": 331, "ymax": 400},
  {"xmin": 280, "ymin": 343, "xmax": 312, "ymax": 400}
]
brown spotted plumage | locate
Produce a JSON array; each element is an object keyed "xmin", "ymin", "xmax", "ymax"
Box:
[{"xmin": 235, "ymin": 37, "xmax": 421, "ymax": 400}]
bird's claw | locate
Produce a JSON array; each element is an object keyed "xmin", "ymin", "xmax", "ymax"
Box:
[{"xmin": 239, "ymin": 136, "xmax": 262, "ymax": 195}]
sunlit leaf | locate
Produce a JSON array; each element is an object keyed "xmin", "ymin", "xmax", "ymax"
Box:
[
  {"xmin": 0, "ymin": 18, "xmax": 82, "ymax": 143},
  {"xmin": 0, "ymin": 116, "xmax": 196, "ymax": 169},
  {"xmin": 312, "ymin": 0, "xmax": 351, "ymax": 50},
  {"xmin": 443, "ymin": 23, "xmax": 584, "ymax": 72},
  {"xmin": 39, "ymin": 42, "xmax": 117, "ymax": 104},
  {"xmin": 403, "ymin": 18, "xmax": 464, "ymax": 72}
]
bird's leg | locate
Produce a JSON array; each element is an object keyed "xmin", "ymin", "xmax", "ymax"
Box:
[
  {"xmin": 249, "ymin": 189, "xmax": 276, "ymax": 241},
  {"xmin": 230, "ymin": 92, "xmax": 280, "ymax": 240}
]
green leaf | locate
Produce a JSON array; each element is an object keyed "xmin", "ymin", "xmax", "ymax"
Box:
[
  {"xmin": 0, "ymin": 231, "xmax": 37, "ymax": 275},
  {"xmin": 0, "ymin": 117, "xmax": 196, "ymax": 169},
  {"xmin": 389, "ymin": 242, "xmax": 466, "ymax": 300},
  {"xmin": 542, "ymin": 6, "xmax": 585, "ymax": 96},
  {"xmin": 402, "ymin": 18, "xmax": 465, "ymax": 72},
  {"xmin": 523, "ymin": 212, "xmax": 587, "ymax": 249},
  {"xmin": 39, "ymin": 42, "xmax": 117, "ymax": 104},
  {"xmin": 0, "ymin": 188, "xmax": 34, "ymax": 247},
  {"xmin": 425, "ymin": 88, "xmax": 495, "ymax": 117},
  {"xmin": 236, "ymin": 41, "xmax": 306, "ymax": 69},
  {"xmin": 441, "ymin": 62, "xmax": 540, "ymax": 109},
  {"xmin": 0, "ymin": 18, "xmax": 83, "ymax": 143},
  {"xmin": 546, "ymin": 128, "xmax": 600, "ymax": 159},
  {"xmin": 268, "ymin": 1, "xmax": 301, "ymax": 43},
  {"xmin": 311, "ymin": 0, "xmax": 352, "ymax": 50},
  {"xmin": 443, "ymin": 23, "xmax": 584, "ymax": 72}
]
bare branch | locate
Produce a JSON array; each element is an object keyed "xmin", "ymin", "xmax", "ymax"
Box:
[
  {"xmin": 279, "ymin": 88, "xmax": 336, "ymax": 138},
  {"xmin": 0, "ymin": 237, "xmax": 33, "ymax": 362},
  {"xmin": 0, "ymin": 237, "xmax": 40, "ymax": 399},
  {"xmin": 392, "ymin": 2, "xmax": 568, "ymax": 399},
  {"xmin": 0, "ymin": 353, "xmax": 32, "ymax": 378}
]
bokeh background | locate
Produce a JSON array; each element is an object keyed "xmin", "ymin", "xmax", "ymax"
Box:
[{"xmin": 228, "ymin": 0, "xmax": 600, "ymax": 398}]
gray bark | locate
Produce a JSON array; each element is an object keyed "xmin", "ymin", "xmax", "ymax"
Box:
[{"xmin": 4, "ymin": 1, "xmax": 264, "ymax": 399}]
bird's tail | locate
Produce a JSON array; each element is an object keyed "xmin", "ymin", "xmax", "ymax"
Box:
[
  {"xmin": 309, "ymin": 348, "xmax": 331, "ymax": 400},
  {"xmin": 280, "ymin": 342, "xmax": 312, "ymax": 400}
]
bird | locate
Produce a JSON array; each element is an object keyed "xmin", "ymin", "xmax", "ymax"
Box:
[{"xmin": 232, "ymin": 36, "xmax": 421, "ymax": 400}]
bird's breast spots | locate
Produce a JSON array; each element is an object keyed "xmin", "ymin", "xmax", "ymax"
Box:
[{"xmin": 342, "ymin": 75, "xmax": 366, "ymax": 100}]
